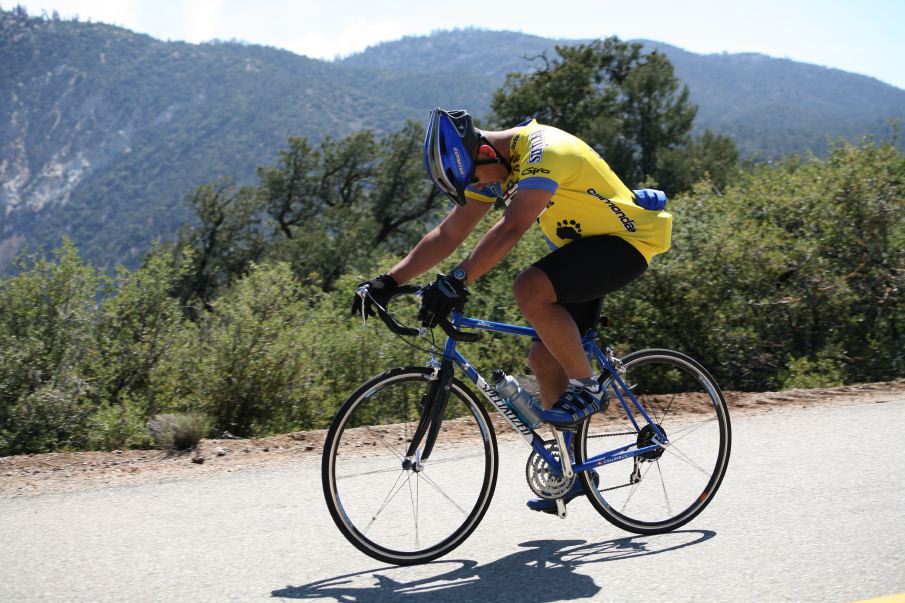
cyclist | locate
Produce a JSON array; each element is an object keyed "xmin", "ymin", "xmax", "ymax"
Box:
[{"xmin": 354, "ymin": 108, "xmax": 672, "ymax": 512}]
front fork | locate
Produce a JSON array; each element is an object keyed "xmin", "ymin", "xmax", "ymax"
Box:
[{"xmin": 404, "ymin": 359, "xmax": 454, "ymax": 463}]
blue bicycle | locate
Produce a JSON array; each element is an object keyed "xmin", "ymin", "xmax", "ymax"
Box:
[{"xmin": 322, "ymin": 286, "xmax": 731, "ymax": 566}]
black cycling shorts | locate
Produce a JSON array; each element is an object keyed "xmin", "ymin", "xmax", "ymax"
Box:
[{"xmin": 531, "ymin": 235, "xmax": 648, "ymax": 335}]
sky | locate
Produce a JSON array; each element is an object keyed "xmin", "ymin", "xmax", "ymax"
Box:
[{"xmin": 7, "ymin": 0, "xmax": 905, "ymax": 90}]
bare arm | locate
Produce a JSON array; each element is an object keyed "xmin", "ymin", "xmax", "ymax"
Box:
[
  {"xmin": 456, "ymin": 188, "xmax": 553, "ymax": 283},
  {"xmin": 387, "ymin": 199, "xmax": 492, "ymax": 284}
]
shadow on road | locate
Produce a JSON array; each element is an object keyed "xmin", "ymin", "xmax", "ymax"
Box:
[{"xmin": 273, "ymin": 530, "xmax": 714, "ymax": 601}]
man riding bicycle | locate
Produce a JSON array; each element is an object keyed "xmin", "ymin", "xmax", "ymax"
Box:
[{"xmin": 353, "ymin": 108, "xmax": 672, "ymax": 512}]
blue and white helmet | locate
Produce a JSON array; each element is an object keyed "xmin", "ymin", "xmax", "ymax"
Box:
[{"xmin": 423, "ymin": 108, "xmax": 482, "ymax": 206}]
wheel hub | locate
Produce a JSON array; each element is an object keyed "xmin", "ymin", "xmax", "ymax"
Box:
[{"xmin": 636, "ymin": 424, "xmax": 667, "ymax": 461}]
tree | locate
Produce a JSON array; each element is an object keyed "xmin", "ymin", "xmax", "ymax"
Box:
[
  {"xmin": 257, "ymin": 137, "xmax": 321, "ymax": 240},
  {"xmin": 618, "ymin": 51, "xmax": 696, "ymax": 183},
  {"xmin": 173, "ymin": 181, "xmax": 267, "ymax": 309},
  {"xmin": 370, "ymin": 120, "xmax": 445, "ymax": 251},
  {"xmin": 657, "ymin": 129, "xmax": 740, "ymax": 194},
  {"xmin": 491, "ymin": 37, "xmax": 737, "ymax": 194},
  {"xmin": 257, "ymin": 125, "xmax": 447, "ymax": 287},
  {"xmin": 259, "ymin": 132, "xmax": 377, "ymax": 288}
]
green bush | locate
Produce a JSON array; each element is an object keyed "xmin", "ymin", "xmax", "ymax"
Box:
[
  {"xmin": 0, "ymin": 138, "xmax": 901, "ymax": 456},
  {"xmin": 82, "ymin": 247, "xmax": 190, "ymax": 448},
  {"xmin": 602, "ymin": 139, "xmax": 904, "ymax": 390},
  {"xmin": 149, "ymin": 261, "xmax": 401, "ymax": 436},
  {"xmin": 0, "ymin": 241, "xmax": 100, "ymax": 454},
  {"xmin": 87, "ymin": 394, "xmax": 155, "ymax": 450},
  {"xmin": 780, "ymin": 354, "xmax": 846, "ymax": 389}
]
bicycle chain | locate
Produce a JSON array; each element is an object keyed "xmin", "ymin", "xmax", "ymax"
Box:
[
  {"xmin": 586, "ymin": 431, "xmax": 641, "ymax": 492},
  {"xmin": 602, "ymin": 481, "xmax": 636, "ymax": 492},
  {"xmin": 587, "ymin": 431, "xmax": 635, "ymax": 438}
]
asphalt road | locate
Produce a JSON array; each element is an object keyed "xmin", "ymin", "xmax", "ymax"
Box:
[{"xmin": 1, "ymin": 399, "xmax": 903, "ymax": 602}]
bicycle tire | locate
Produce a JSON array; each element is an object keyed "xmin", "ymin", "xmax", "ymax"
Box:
[
  {"xmin": 322, "ymin": 366, "xmax": 498, "ymax": 565},
  {"xmin": 575, "ymin": 349, "xmax": 731, "ymax": 534}
]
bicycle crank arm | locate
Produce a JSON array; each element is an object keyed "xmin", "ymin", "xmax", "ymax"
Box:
[
  {"xmin": 552, "ymin": 429, "xmax": 574, "ymax": 478},
  {"xmin": 551, "ymin": 428, "xmax": 571, "ymax": 519}
]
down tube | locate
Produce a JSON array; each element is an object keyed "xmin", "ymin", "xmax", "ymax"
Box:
[{"xmin": 449, "ymin": 349, "xmax": 554, "ymax": 456}]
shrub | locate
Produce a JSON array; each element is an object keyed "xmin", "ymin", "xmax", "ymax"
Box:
[
  {"xmin": 85, "ymin": 246, "xmax": 189, "ymax": 424},
  {"xmin": 152, "ymin": 262, "xmax": 339, "ymax": 436},
  {"xmin": 147, "ymin": 413, "xmax": 210, "ymax": 451},
  {"xmin": 0, "ymin": 241, "xmax": 100, "ymax": 454},
  {"xmin": 780, "ymin": 355, "xmax": 846, "ymax": 389}
]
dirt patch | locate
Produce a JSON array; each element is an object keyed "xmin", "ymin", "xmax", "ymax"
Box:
[{"xmin": 1, "ymin": 380, "xmax": 902, "ymax": 497}]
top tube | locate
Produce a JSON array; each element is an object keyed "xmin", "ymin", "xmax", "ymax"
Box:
[
  {"xmin": 453, "ymin": 313, "xmax": 537, "ymax": 338},
  {"xmin": 447, "ymin": 311, "xmax": 599, "ymax": 357}
]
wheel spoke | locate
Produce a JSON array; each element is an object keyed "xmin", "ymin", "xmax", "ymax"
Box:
[
  {"xmin": 363, "ymin": 426, "xmax": 408, "ymax": 460},
  {"xmin": 324, "ymin": 369, "xmax": 497, "ymax": 564},
  {"xmin": 421, "ymin": 451, "xmax": 488, "ymax": 466},
  {"xmin": 656, "ymin": 461, "xmax": 673, "ymax": 518},
  {"xmin": 579, "ymin": 351, "xmax": 729, "ymax": 532},
  {"xmin": 648, "ymin": 393, "xmax": 677, "ymax": 425},
  {"xmin": 409, "ymin": 475, "xmax": 419, "ymax": 550},
  {"xmin": 662, "ymin": 417, "xmax": 718, "ymax": 444},
  {"xmin": 418, "ymin": 470, "xmax": 469, "ymax": 516},
  {"xmin": 363, "ymin": 470, "xmax": 413, "ymax": 535},
  {"xmin": 660, "ymin": 441, "xmax": 713, "ymax": 477},
  {"xmin": 618, "ymin": 460, "xmax": 656, "ymax": 515},
  {"xmin": 336, "ymin": 465, "xmax": 407, "ymax": 480}
]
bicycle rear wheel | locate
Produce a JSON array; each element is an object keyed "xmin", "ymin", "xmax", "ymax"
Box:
[
  {"xmin": 322, "ymin": 366, "xmax": 498, "ymax": 566},
  {"xmin": 575, "ymin": 349, "xmax": 731, "ymax": 534}
]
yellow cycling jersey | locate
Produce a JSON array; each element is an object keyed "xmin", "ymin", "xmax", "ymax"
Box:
[{"xmin": 465, "ymin": 120, "xmax": 672, "ymax": 263}]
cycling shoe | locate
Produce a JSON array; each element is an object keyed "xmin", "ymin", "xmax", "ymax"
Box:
[{"xmin": 527, "ymin": 470, "xmax": 600, "ymax": 514}]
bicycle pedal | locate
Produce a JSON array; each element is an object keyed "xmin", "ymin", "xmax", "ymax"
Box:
[{"xmin": 555, "ymin": 498, "xmax": 567, "ymax": 519}]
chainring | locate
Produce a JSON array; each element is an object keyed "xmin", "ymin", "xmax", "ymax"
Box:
[{"xmin": 525, "ymin": 438, "xmax": 575, "ymax": 499}]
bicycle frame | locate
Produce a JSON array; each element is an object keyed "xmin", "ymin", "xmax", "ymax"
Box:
[{"xmin": 408, "ymin": 310, "xmax": 669, "ymax": 479}]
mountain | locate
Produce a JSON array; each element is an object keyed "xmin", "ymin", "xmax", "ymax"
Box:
[
  {"xmin": 639, "ymin": 41, "xmax": 905, "ymax": 158},
  {"xmin": 0, "ymin": 8, "xmax": 410, "ymax": 271},
  {"xmin": 343, "ymin": 32, "xmax": 905, "ymax": 157},
  {"xmin": 2, "ymin": 9, "xmax": 903, "ymax": 272}
]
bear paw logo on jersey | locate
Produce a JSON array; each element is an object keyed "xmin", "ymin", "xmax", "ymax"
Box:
[{"xmin": 556, "ymin": 220, "xmax": 583, "ymax": 240}]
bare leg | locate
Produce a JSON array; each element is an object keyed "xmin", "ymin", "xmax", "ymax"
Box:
[
  {"xmin": 529, "ymin": 341, "xmax": 569, "ymax": 409},
  {"xmin": 514, "ymin": 267, "xmax": 593, "ymax": 400}
]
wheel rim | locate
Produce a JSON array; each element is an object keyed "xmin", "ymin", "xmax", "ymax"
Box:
[
  {"xmin": 325, "ymin": 371, "xmax": 496, "ymax": 561},
  {"xmin": 579, "ymin": 351, "xmax": 730, "ymax": 531}
]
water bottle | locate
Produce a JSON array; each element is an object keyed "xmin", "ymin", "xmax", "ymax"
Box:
[{"xmin": 491, "ymin": 369, "xmax": 541, "ymax": 428}]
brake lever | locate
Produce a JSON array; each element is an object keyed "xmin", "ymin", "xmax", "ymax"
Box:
[{"xmin": 356, "ymin": 284, "xmax": 369, "ymax": 326}]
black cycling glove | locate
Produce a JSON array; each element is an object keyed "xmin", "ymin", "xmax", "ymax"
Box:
[
  {"xmin": 352, "ymin": 274, "xmax": 399, "ymax": 319},
  {"xmin": 418, "ymin": 273, "xmax": 469, "ymax": 327}
]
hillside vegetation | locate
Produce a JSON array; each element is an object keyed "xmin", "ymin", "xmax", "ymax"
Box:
[
  {"xmin": 2, "ymin": 7, "xmax": 904, "ymax": 273},
  {"xmin": 1, "ymin": 126, "xmax": 901, "ymax": 456},
  {"xmin": 0, "ymin": 9, "xmax": 902, "ymax": 456}
]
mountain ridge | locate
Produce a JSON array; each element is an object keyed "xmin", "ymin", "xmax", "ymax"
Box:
[{"xmin": 2, "ymin": 9, "xmax": 903, "ymax": 271}]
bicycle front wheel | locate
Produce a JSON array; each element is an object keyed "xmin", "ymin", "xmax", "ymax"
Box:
[
  {"xmin": 322, "ymin": 366, "xmax": 498, "ymax": 566},
  {"xmin": 576, "ymin": 349, "xmax": 731, "ymax": 534}
]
